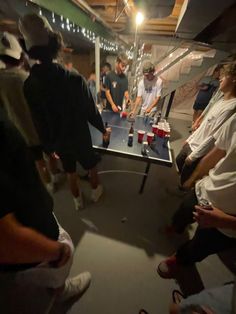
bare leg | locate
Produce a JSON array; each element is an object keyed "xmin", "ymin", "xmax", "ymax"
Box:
[
  {"xmin": 48, "ymin": 154, "xmax": 60, "ymax": 175},
  {"xmin": 67, "ymin": 172, "xmax": 80, "ymax": 198},
  {"xmin": 35, "ymin": 159, "xmax": 51, "ymax": 184},
  {"xmin": 89, "ymin": 167, "xmax": 99, "ymax": 189}
]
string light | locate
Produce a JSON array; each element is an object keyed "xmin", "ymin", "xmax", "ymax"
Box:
[
  {"xmin": 52, "ymin": 12, "xmax": 55, "ymax": 23},
  {"xmin": 35, "ymin": 5, "xmax": 118, "ymax": 52}
]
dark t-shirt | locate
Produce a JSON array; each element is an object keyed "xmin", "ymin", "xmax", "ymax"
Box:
[
  {"xmin": 24, "ymin": 63, "xmax": 105, "ymax": 157},
  {"xmin": 195, "ymin": 77, "xmax": 219, "ymax": 105},
  {"xmin": 0, "ymin": 112, "xmax": 59, "ymax": 271},
  {"xmin": 104, "ymin": 71, "xmax": 128, "ymax": 108},
  {"xmin": 100, "ymin": 73, "xmax": 107, "ymax": 99}
]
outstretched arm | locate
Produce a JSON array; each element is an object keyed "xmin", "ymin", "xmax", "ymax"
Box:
[{"xmin": 183, "ymin": 146, "xmax": 226, "ymax": 189}]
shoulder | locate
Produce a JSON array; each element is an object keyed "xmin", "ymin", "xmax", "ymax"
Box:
[
  {"xmin": 138, "ymin": 79, "xmax": 144, "ymax": 88},
  {"xmin": 156, "ymin": 77, "xmax": 163, "ymax": 86},
  {"xmin": 106, "ymin": 71, "xmax": 115, "ymax": 79}
]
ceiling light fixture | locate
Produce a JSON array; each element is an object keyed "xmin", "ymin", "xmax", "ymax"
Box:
[{"xmin": 136, "ymin": 12, "xmax": 144, "ymax": 26}]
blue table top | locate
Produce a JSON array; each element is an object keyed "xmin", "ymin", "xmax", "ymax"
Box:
[{"xmin": 90, "ymin": 111, "xmax": 172, "ymax": 166}]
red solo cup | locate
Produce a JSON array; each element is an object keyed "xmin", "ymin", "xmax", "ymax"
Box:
[
  {"xmin": 157, "ymin": 127, "xmax": 163, "ymax": 137},
  {"xmin": 137, "ymin": 130, "xmax": 145, "ymax": 143},
  {"xmin": 157, "ymin": 123, "xmax": 165, "ymax": 138},
  {"xmin": 152, "ymin": 124, "xmax": 158, "ymax": 134},
  {"xmin": 147, "ymin": 132, "xmax": 154, "ymax": 145},
  {"xmin": 120, "ymin": 111, "xmax": 128, "ymax": 118}
]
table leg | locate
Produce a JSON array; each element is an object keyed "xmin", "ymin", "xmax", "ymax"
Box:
[{"xmin": 139, "ymin": 162, "xmax": 151, "ymax": 194}]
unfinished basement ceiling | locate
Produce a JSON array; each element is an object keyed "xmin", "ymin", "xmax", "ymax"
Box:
[
  {"xmin": 82, "ymin": 0, "xmax": 184, "ymax": 36},
  {"xmin": 77, "ymin": 0, "xmax": 236, "ymax": 52}
]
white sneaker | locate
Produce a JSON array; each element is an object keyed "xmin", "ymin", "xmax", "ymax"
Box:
[
  {"xmin": 60, "ymin": 271, "xmax": 91, "ymax": 302},
  {"xmin": 73, "ymin": 192, "xmax": 84, "ymax": 210},
  {"xmin": 91, "ymin": 184, "xmax": 103, "ymax": 202}
]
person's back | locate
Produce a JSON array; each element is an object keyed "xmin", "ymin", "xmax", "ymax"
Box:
[
  {"xmin": 0, "ymin": 32, "xmax": 40, "ymax": 147},
  {"xmin": 24, "ymin": 62, "xmax": 99, "ymax": 155},
  {"xmin": 20, "ymin": 13, "xmax": 108, "ymax": 210}
]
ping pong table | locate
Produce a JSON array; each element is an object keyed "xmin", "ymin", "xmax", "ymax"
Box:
[{"xmin": 90, "ymin": 111, "xmax": 172, "ymax": 193}]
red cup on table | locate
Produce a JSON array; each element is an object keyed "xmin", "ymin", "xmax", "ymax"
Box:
[
  {"xmin": 157, "ymin": 123, "xmax": 165, "ymax": 138},
  {"xmin": 120, "ymin": 111, "xmax": 128, "ymax": 118},
  {"xmin": 152, "ymin": 124, "xmax": 158, "ymax": 134},
  {"xmin": 147, "ymin": 132, "xmax": 154, "ymax": 145},
  {"xmin": 137, "ymin": 130, "xmax": 145, "ymax": 143}
]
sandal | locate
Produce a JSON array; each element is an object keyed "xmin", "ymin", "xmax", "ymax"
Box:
[{"xmin": 172, "ymin": 289, "xmax": 185, "ymax": 304}]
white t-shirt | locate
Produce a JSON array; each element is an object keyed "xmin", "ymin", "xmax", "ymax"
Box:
[
  {"xmin": 187, "ymin": 97, "xmax": 236, "ymax": 151},
  {"xmin": 195, "ymin": 115, "xmax": 236, "ymax": 238},
  {"xmin": 137, "ymin": 76, "xmax": 162, "ymax": 112}
]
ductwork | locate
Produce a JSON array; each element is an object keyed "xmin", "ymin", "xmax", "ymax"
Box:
[{"xmin": 176, "ymin": 0, "xmax": 236, "ymax": 39}]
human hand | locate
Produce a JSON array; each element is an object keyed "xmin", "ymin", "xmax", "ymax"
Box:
[
  {"xmin": 112, "ymin": 105, "xmax": 119, "ymax": 113},
  {"xmin": 184, "ymin": 156, "xmax": 193, "ymax": 166},
  {"xmin": 103, "ymin": 127, "xmax": 111, "ymax": 142},
  {"xmin": 182, "ymin": 177, "xmax": 195, "ymax": 190},
  {"xmin": 193, "ymin": 205, "xmax": 229, "ymax": 228},
  {"xmin": 51, "ymin": 243, "xmax": 71, "ymax": 268},
  {"xmin": 145, "ymin": 107, "xmax": 151, "ymax": 114},
  {"xmin": 128, "ymin": 110, "xmax": 134, "ymax": 117},
  {"xmin": 192, "ymin": 122, "xmax": 198, "ymax": 131}
]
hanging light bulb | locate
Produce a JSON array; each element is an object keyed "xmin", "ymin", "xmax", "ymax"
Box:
[
  {"xmin": 39, "ymin": 8, "xmax": 42, "ymax": 16},
  {"xmin": 52, "ymin": 12, "xmax": 55, "ymax": 23}
]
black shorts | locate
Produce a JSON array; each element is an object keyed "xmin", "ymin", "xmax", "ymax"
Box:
[
  {"xmin": 59, "ymin": 149, "xmax": 101, "ymax": 173},
  {"xmin": 29, "ymin": 145, "xmax": 44, "ymax": 161},
  {"xmin": 193, "ymin": 102, "xmax": 207, "ymax": 111}
]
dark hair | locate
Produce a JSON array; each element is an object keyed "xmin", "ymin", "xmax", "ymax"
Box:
[
  {"xmin": 223, "ymin": 62, "xmax": 236, "ymax": 77},
  {"xmin": 103, "ymin": 62, "xmax": 111, "ymax": 70},
  {"xmin": 0, "ymin": 54, "xmax": 23, "ymax": 67},
  {"xmin": 27, "ymin": 31, "xmax": 63, "ymax": 63}
]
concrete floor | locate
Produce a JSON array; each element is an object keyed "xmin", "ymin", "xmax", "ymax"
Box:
[{"xmin": 52, "ymin": 116, "xmax": 234, "ymax": 314}]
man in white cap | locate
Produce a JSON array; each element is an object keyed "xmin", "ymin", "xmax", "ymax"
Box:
[
  {"xmin": 0, "ymin": 31, "xmax": 62, "ymax": 192},
  {"xmin": 130, "ymin": 61, "xmax": 162, "ymax": 116}
]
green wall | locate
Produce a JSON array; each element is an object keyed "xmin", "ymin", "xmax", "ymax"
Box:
[{"xmin": 31, "ymin": 0, "xmax": 114, "ymax": 39}]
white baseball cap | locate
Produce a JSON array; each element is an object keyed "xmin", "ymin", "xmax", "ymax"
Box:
[
  {"xmin": 0, "ymin": 32, "xmax": 22, "ymax": 60},
  {"xmin": 19, "ymin": 13, "xmax": 53, "ymax": 51}
]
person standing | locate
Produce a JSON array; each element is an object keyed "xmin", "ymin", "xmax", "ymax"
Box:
[
  {"xmin": 100, "ymin": 62, "xmax": 111, "ymax": 109},
  {"xmin": 105, "ymin": 53, "xmax": 131, "ymax": 112},
  {"xmin": 0, "ymin": 31, "xmax": 59, "ymax": 193},
  {"xmin": 0, "ymin": 112, "xmax": 91, "ymax": 313},
  {"xmin": 175, "ymin": 63, "xmax": 236, "ymax": 186},
  {"xmin": 130, "ymin": 61, "xmax": 162, "ymax": 116},
  {"xmin": 192, "ymin": 67, "xmax": 221, "ymax": 123},
  {"xmin": 158, "ymin": 112, "xmax": 236, "ymax": 279},
  {"xmin": 19, "ymin": 13, "xmax": 110, "ymax": 210}
]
